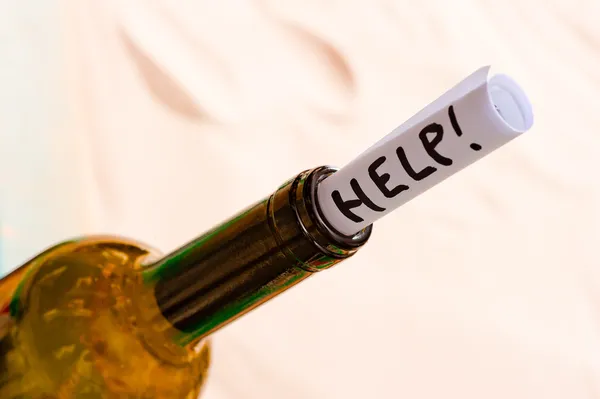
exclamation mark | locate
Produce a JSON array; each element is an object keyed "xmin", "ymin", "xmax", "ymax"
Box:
[{"xmin": 448, "ymin": 105, "xmax": 482, "ymax": 151}]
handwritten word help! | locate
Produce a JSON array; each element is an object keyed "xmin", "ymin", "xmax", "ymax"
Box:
[
  {"xmin": 317, "ymin": 66, "xmax": 534, "ymax": 236},
  {"xmin": 332, "ymin": 106, "xmax": 476, "ymax": 223}
]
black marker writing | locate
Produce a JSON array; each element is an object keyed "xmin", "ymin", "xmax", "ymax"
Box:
[
  {"xmin": 368, "ymin": 156, "xmax": 409, "ymax": 198},
  {"xmin": 396, "ymin": 147, "xmax": 436, "ymax": 181},
  {"xmin": 449, "ymin": 105, "xmax": 481, "ymax": 152},
  {"xmin": 419, "ymin": 123, "xmax": 452, "ymax": 166},
  {"xmin": 331, "ymin": 178, "xmax": 385, "ymax": 223},
  {"xmin": 332, "ymin": 104, "xmax": 481, "ymax": 224},
  {"xmin": 448, "ymin": 105, "xmax": 463, "ymax": 137}
]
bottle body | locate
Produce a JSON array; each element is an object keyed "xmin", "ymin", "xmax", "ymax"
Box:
[{"xmin": 0, "ymin": 237, "xmax": 210, "ymax": 399}]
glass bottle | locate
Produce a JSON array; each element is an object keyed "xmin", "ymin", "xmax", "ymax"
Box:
[{"xmin": 0, "ymin": 166, "xmax": 372, "ymax": 398}]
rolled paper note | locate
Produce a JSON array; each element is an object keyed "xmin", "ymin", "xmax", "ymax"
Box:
[{"xmin": 317, "ymin": 66, "xmax": 534, "ymax": 236}]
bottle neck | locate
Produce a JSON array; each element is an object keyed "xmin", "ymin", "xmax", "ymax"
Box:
[{"xmin": 140, "ymin": 166, "xmax": 372, "ymax": 347}]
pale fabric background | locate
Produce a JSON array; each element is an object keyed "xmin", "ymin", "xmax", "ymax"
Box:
[{"xmin": 1, "ymin": 1, "xmax": 600, "ymax": 398}]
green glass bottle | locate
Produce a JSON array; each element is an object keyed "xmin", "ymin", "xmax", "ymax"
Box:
[{"xmin": 0, "ymin": 166, "xmax": 371, "ymax": 398}]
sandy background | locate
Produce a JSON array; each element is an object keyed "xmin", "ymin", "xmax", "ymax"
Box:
[{"xmin": 1, "ymin": 1, "xmax": 600, "ymax": 398}]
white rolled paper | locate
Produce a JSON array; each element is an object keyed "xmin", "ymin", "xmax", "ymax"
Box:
[{"xmin": 317, "ymin": 66, "xmax": 534, "ymax": 236}]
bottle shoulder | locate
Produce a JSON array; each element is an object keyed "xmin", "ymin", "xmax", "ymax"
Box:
[
  {"xmin": 6, "ymin": 236, "xmax": 156, "ymax": 316},
  {"xmin": 0, "ymin": 236, "xmax": 210, "ymax": 398}
]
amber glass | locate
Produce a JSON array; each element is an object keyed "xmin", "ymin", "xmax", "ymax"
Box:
[
  {"xmin": 0, "ymin": 237, "xmax": 210, "ymax": 399},
  {"xmin": 0, "ymin": 167, "xmax": 372, "ymax": 398}
]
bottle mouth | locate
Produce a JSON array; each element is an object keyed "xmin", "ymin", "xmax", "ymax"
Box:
[
  {"xmin": 300, "ymin": 166, "xmax": 373, "ymax": 254},
  {"xmin": 488, "ymin": 74, "xmax": 534, "ymax": 134}
]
